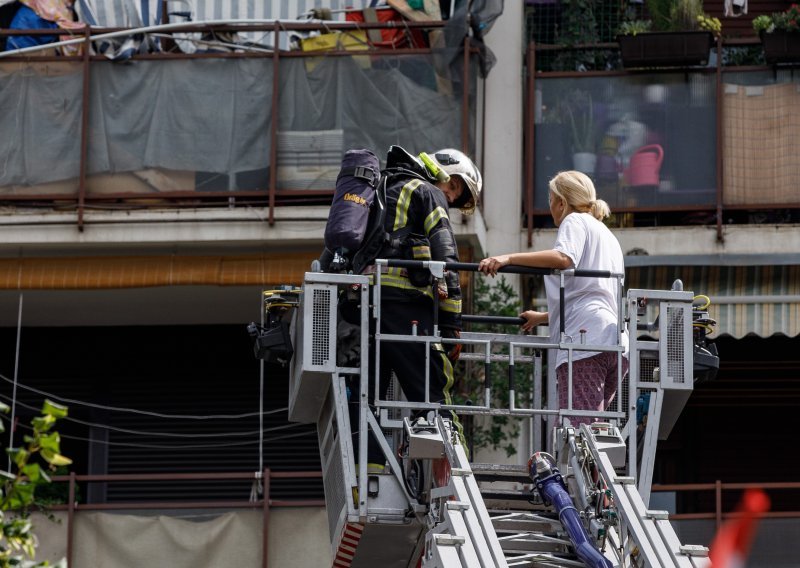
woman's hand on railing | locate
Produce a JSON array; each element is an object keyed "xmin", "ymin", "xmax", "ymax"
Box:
[
  {"xmin": 520, "ymin": 310, "xmax": 547, "ymax": 332},
  {"xmin": 477, "ymin": 254, "xmax": 511, "ymax": 277}
]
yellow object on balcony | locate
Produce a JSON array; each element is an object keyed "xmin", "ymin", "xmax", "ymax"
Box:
[{"xmin": 300, "ymin": 31, "xmax": 371, "ymax": 72}]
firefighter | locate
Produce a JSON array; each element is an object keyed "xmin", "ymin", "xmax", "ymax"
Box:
[{"xmin": 360, "ymin": 147, "xmax": 482, "ymax": 470}]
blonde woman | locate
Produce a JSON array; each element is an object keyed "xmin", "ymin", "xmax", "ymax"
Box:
[{"xmin": 478, "ymin": 171, "xmax": 627, "ymax": 425}]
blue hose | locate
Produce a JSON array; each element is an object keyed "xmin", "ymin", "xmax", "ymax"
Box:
[{"xmin": 530, "ymin": 453, "xmax": 612, "ymax": 568}]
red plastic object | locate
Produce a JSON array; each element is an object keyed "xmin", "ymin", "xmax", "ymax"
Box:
[
  {"xmin": 346, "ymin": 8, "xmax": 427, "ymax": 49},
  {"xmin": 625, "ymin": 144, "xmax": 664, "ymax": 187}
]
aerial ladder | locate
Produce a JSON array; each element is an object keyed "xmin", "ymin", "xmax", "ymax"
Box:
[{"xmin": 252, "ymin": 259, "xmax": 719, "ymax": 568}]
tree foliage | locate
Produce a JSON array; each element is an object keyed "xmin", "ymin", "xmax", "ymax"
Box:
[{"xmin": 0, "ymin": 400, "xmax": 71, "ymax": 568}]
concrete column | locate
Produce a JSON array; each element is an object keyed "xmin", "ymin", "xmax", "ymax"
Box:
[
  {"xmin": 481, "ymin": 2, "xmax": 525, "ymax": 262},
  {"xmin": 474, "ymin": 3, "xmax": 530, "ymax": 466}
]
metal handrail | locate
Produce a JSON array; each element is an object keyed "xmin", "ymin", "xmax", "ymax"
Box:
[{"xmin": 651, "ymin": 480, "xmax": 800, "ymax": 530}]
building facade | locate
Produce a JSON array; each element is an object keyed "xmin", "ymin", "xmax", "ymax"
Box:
[{"xmin": 1, "ymin": 0, "xmax": 799, "ymax": 565}]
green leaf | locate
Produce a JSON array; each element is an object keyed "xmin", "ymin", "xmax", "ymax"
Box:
[
  {"xmin": 31, "ymin": 415, "xmax": 56, "ymax": 433},
  {"xmin": 5, "ymin": 482, "xmax": 35, "ymax": 509},
  {"xmin": 39, "ymin": 450, "xmax": 72, "ymax": 468},
  {"xmin": 3, "ymin": 518, "xmax": 32, "ymax": 538},
  {"xmin": 42, "ymin": 400, "xmax": 68, "ymax": 419},
  {"xmin": 0, "ymin": 401, "xmax": 9, "ymax": 414},
  {"xmin": 22, "ymin": 463, "xmax": 42, "ymax": 483},
  {"xmin": 37, "ymin": 433, "xmax": 61, "ymax": 454},
  {"xmin": 6, "ymin": 448, "xmax": 29, "ymax": 470}
]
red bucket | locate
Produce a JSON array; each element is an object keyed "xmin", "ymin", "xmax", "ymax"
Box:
[{"xmin": 625, "ymin": 144, "xmax": 663, "ymax": 187}]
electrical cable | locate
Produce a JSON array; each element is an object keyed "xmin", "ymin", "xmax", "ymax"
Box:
[
  {"xmin": 7, "ymin": 291, "xmax": 22, "ymax": 472},
  {"xmin": 255, "ymin": 292, "xmax": 266, "ymax": 502},
  {"xmin": 0, "ymin": 393, "xmax": 301, "ymax": 439},
  {"xmin": 13, "ymin": 421, "xmax": 315, "ymax": 450},
  {"xmin": 0, "ymin": 374, "xmax": 287, "ymax": 420}
]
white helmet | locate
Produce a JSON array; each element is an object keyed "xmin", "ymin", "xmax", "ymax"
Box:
[{"xmin": 432, "ymin": 149, "xmax": 482, "ymax": 214}]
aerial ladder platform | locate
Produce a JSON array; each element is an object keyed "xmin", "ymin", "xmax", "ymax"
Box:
[{"xmin": 252, "ymin": 259, "xmax": 719, "ymax": 568}]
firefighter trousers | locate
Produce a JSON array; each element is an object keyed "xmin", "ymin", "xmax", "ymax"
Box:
[{"xmin": 348, "ymin": 296, "xmax": 455, "ymax": 466}]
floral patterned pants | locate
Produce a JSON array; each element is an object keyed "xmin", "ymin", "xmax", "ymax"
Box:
[{"xmin": 556, "ymin": 351, "xmax": 629, "ymax": 427}]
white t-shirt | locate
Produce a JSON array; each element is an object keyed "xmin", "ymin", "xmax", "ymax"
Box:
[{"xmin": 544, "ymin": 212, "xmax": 627, "ymax": 368}]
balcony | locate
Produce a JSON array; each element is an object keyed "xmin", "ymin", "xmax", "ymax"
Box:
[
  {"xmin": 0, "ymin": 19, "xmax": 480, "ymax": 230},
  {"xmin": 524, "ymin": 11, "xmax": 800, "ymax": 243},
  {"xmin": 25, "ymin": 471, "xmax": 800, "ymax": 566}
]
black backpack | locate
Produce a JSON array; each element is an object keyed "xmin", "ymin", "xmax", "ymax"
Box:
[{"xmin": 322, "ymin": 146, "xmax": 433, "ymax": 274}]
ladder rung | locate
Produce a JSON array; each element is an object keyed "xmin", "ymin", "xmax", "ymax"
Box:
[{"xmin": 435, "ymin": 534, "xmax": 465, "ymax": 546}]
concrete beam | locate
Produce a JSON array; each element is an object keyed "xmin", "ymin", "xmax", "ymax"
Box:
[
  {"xmin": 0, "ymin": 206, "xmax": 487, "ymax": 256},
  {"xmin": 529, "ymin": 224, "xmax": 800, "ymax": 265}
]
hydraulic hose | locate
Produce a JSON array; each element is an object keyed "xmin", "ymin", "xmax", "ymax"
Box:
[{"xmin": 529, "ymin": 452, "xmax": 612, "ymax": 568}]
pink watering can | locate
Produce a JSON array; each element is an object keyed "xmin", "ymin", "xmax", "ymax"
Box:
[{"xmin": 625, "ymin": 144, "xmax": 663, "ymax": 187}]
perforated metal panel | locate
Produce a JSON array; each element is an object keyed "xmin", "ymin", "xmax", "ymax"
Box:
[
  {"xmin": 313, "ymin": 287, "xmax": 334, "ymax": 366},
  {"xmin": 318, "ymin": 379, "xmax": 349, "ymax": 542},
  {"xmin": 288, "ymin": 284, "xmax": 336, "ymax": 423},
  {"xmin": 659, "ymin": 302, "xmax": 693, "ymax": 389},
  {"xmin": 302, "ymin": 283, "xmax": 338, "ymax": 372}
]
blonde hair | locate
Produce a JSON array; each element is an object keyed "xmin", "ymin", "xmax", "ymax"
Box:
[{"xmin": 548, "ymin": 170, "xmax": 611, "ymax": 220}]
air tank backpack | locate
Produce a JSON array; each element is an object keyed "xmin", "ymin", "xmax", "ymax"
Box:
[
  {"xmin": 323, "ymin": 149, "xmax": 385, "ymax": 273},
  {"xmin": 321, "ymin": 146, "xmax": 439, "ymax": 275}
]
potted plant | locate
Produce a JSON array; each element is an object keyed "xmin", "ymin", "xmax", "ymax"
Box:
[
  {"xmin": 560, "ymin": 90, "xmax": 597, "ymax": 174},
  {"xmin": 617, "ymin": 0, "xmax": 721, "ymax": 68},
  {"xmin": 753, "ymin": 6, "xmax": 800, "ymax": 64}
]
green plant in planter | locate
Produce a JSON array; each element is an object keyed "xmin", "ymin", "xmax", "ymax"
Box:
[
  {"xmin": 752, "ymin": 14, "xmax": 774, "ymax": 34},
  {"xmin": 775, "ymin": 4, "xmax": 800, "ymax": 31},
  {"xmin": 618, "ymin": 19, "xmax": 653, "ymax": 36},
  {"xmin": 753, "ymin": 5, "xmax": 800, "ymax": 63},
  {"xmin": 753, "ymin": 5, "xmax": 800, "ymax": 34},
  {"xmin": 667, "ymin": 0, "xmax": 704, "ymax": 30},
  {"xmin": 618, "ymin": 0, "xmax": 721, "ymax": 35}
]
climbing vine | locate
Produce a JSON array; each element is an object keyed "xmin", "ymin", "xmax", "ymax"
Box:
[{"xmin": 1, "ymin": 400, "xmax": 71, "ymax": 568}]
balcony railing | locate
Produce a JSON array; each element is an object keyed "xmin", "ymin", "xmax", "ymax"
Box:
[
  {"xmin": 525, "ymin": 39, "xmax": 800, "ymax": 244},
  {"xmin": 38, "ymin": 471, "xmax": 800, "ymax": 566},
  {"xmin": 47, "ymin": 470, "xmax": 324, "ymax": 568},
  {"xmin": 0, "ymin": 21, "xmax": 479, "ymax": 229}
]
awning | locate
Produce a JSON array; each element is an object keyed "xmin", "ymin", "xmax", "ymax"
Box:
[
  {"xmin": 0, "ymin": 248, "xmax": 474, "ymax": 291},
  {"xmin": 626, "ymin": 265, "xmax": 800, "ymax": 339},
  {"xmin": 0, "ymin": 253, "xmax": 320, "ymax": 289}
]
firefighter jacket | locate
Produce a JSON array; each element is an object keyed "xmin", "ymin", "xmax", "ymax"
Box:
[{"xmin": 376, "ymin": 173, "xmax": 462, "ymax": 332}]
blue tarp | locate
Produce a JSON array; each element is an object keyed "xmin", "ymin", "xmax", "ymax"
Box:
[{"xmin": 6, "ymin": 4, "xmax": 59, "ymax": 51}]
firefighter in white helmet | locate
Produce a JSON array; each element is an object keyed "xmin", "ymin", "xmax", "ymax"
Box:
[{"xmin": 430, "ymin": 148, "xmax": 483, "ymax": 214}]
